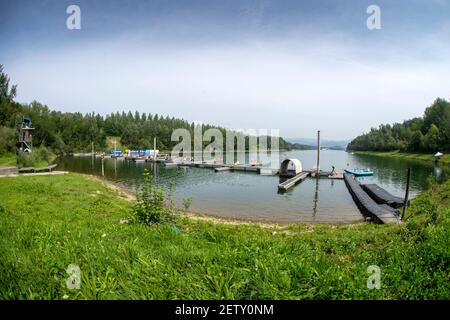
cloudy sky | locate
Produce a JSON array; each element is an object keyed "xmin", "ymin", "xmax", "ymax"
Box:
[{"xmin": 1, "ymin": 0, "xmax": 449, "ymax": 140}]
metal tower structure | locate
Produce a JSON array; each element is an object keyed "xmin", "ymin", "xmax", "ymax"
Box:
[{"xmin": 19, "ymin": 116, "xmax": 35, "ymax": 152}]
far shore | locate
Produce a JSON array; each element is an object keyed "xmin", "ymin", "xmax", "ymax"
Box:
[{"xmin": 352, "ymin": 150, "xmax": 449, "ymax": 165}]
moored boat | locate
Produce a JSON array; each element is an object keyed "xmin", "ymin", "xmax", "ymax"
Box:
[{"xmin": 344, "ymin": 168, "xmax": 374, "ymax": 176}]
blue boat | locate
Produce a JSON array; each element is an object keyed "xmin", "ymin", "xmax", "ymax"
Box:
[
  {"xmin": 110, "ymin": 150, "xmax": 123, "ymax": 157},
  {"xmin": 344, "ymin": 168, "xmax": 374, "ymax": 176}
]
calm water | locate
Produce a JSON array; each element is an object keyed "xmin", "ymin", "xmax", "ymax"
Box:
[{"xmin": 56, "ymin": 150, "xmax": 448, "ymax": 223}]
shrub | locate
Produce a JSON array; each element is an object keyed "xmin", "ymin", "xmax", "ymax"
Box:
[
  {"xmin": 16, "ymin": 146, "xmax": 55, "ymax": 168},
  {"xmin": 0, "ymin": 126, "xmax": 16, "ymax": 154},
  {"xmin": 16, "ymin": 151, "xmax": 35, "ymax": 168},
  {"xmin": 182, "ymin": 197, "xmax": 193, "ymax": 210},
  {"xmin": 132, "ymin": 169, "xmax": 174, "ymax": 226}
]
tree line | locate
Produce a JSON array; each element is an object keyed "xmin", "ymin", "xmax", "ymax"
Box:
[
  {"xmin": 347, "ymin": 98, "xmax": 450, "ymax": 153},
  {"xmin": 0, "ymin": 65, "xmax": 294, "ymax": 157}
]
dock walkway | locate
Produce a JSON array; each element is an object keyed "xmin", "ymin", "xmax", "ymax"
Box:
[
  {"xmin": 362, "ymin": 184, "xmax": 404, "ymax": 209},
  {"xmin": 18, "ymin": 164, "xmax": 57, "ymax": 173},
  {"xmin": 344, "ymin": 173, "xmax": 400, "ymax": 224},
  {"xmin": 278, "ymin": 172, "xmax": 310, "ymax": 191},
  {"xmin": 180, "ymin": 161, "xmax": 263, "ymax": 172}
]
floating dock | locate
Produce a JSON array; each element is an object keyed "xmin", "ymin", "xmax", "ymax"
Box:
[
  {"xmin": 304, "ymin": 169, "xmax": 344, "ymax": 180},
  {"xmin": 344, "ymin": 173, "xmax": 400, "ymax": 224},
  {"xmin": 328, "ymin": 169, "xmax": 344, "ymax": 180},
  {"xmin": 361, "ymin": 184, "xmax": 404, "ymax": 209},
  {"xmin": 18, "ymin": 164, "xmax": 58, "ymax": 173},
  {"xmin": 278, "ymin": 172, "xmax": 310, "ymax": 191},
  {"xmin": 179, "ymin": 161, "xmax": 264, "ymax": 173}
]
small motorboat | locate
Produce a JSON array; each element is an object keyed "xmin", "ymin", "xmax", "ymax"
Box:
[{"xmin": 344, "ymin": 168, "xmax": 374, "ymax": 176}]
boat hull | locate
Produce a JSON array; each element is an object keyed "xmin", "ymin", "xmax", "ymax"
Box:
[{"xmin": 344, "ymin": 169, "xmax": 374, "ymax": 176}]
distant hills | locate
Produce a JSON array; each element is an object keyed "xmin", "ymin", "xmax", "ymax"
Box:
[
  {"xmin": 290, "ymin": 143, "xmax": 316, "ymax": 150},
  {"xmin": 287, "ymin": 138, "xmax": 350, "ymax": 150}
]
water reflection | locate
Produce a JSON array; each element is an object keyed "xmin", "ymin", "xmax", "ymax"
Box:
[
  {"xmin": 56, "ymin": 150, "xmax": 445, "ymax": 223},
  {"xmin": 312, "ymin": 178, "xmax": 319, "ymax": 221}
]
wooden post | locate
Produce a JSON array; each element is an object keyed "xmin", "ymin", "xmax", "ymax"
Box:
[
  {"xmin": 91, "ymin": 141, "xmax": 94, "ymax": 170},
  {"xmin": 153, "ymin": 137, "xmax": 157, "ymax": 162},
  {"xmin": 401, "ymin": 168, "xmax": 411, "ymax": 219},
  {"xmin": 316, "ymin": 130, "xmax": 320, "ymax": 177},
  {"xmin": 114, "ymin": 155, "xmax": 117, "ymax": 176}
]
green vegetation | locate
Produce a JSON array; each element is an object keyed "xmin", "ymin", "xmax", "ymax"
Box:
[
  {"xmin": 0, "ymin": 65, "xmax": 296, "ymax": 163},
  {"xmin": 0, "ymin": 154, "xmax": 16, "ymax": 167},
  {"xmin": 290, "ymin": 143, "xmax": 316, "ymax": 150},
  {"xmin": 0, "ymin": 173, "xmax": 448, "ymax": 299},
  {"xmin": 0, "ymin": 149, "xmax": 55, "ymax": 169},
  {"xmin": 132, "ymin": 170, "xmax": 174, "ymax": 225},
  {"xmin": 353, "ymin": 151, "xmax": 450, "ymax": 166},
  {"xmin": 348, "ymin": 98, "xmax": 450, "ymax": 152},
  {"xmin": 106, "ymin": 136, "xmax": 123, "ymax": 151},
  {"xmin": 16, "ymin": 147, "xmax": 56, "ymax": 168},
  {"xmin": 182, "ymin": 197, "xmax": 193, "ymax": 211}
]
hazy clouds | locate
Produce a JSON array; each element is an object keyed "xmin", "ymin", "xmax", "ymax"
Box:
[{"xmin": 2, "ymin": 0, "xmax": 450, "ymax": 140}]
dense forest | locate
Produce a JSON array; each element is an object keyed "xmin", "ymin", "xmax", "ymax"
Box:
[
  {"xmin": 347, "ymin": 98, "xmax": 450, "ymax": 152},
  {"xmin": 0, "ymin": 65, "xmax": 294, "ymax": 160}
]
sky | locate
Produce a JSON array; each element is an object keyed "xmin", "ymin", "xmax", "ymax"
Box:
[{"xmin": 1, "ymin": 0, "xmax": 449, "ymax": 140}]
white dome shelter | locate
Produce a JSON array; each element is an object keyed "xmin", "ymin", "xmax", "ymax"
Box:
[{"xmin": 279, "ymin": 158, "xmax": 303, "ymax": 177}]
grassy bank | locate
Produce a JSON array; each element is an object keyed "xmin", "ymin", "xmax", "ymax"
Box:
[
  {"xmin": 0, "ymin": 173, "xmax": 449, "ymax": 299},
  {"xmin": 353, "ymin": 150, "xmax": 450, "ymax": 165},
  {"xmin": 0, "ymin": 148, "xmax": 57, "ymax": 169},
  {"xmin": 0, "ymin": 154, "xmax": 16, "ymax": 167}
]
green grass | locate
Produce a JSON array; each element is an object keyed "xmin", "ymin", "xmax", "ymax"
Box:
[
  {"xmin": 106, "ymin": 136, "xmax": 123, "ymax": 151},
  {"xmin": 353, "ymin": 150, "xmax": 450, "ymax": 165},
  {"xmin": 0, "ymin": 154, "xmax": 16, "ymax": 167},
  {"xmin": 0, "ymin": 173, "xmax": 449, "ymax": 299},
  {"xmin": 32, "ymin": 160, "xmax": 50, "ymax": 168}
]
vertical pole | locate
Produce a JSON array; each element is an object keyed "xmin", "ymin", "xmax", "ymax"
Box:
[
  {"xmin": 153, "ymin": 137, "xmax": 157, "ymax": 162},
  {"xmin": 312, "ymin": 177, "xmax": 319, "ymax": 221},
  {"xmin": 114, "ymin": 155, "xmax": 117, "ymax": 177},
  {"xmin": 316, "ymin": 130, "xmax": 320, "ymax": 177},
  {"xmin": 91, "ymin": 141, "xmax": 94, "ymax": 170},
  {"xmin": 401, "ymin": 168, "xmax": 411, "ymax": 219}
]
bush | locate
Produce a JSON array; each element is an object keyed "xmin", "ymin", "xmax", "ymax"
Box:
[
  {"xmin": 132, "ymin": 169, "xmax": 174, "ymax": 226},
  {"xmin": 16, "ymin": 146, "xmax": 55, "ymax": 168},
  {"xmin": 16, "ymin": 151, "xmax": 35, "ymax": 168},
  {"xmin": 0, "ymin": 126, "xmax": 16, "ymax": 154},
  {"xmin": 182, "ymin": 197, "xmax": 193, "ymax": 210}
]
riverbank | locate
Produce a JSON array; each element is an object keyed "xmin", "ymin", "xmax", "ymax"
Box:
[
  {"xmin": 353, "ymin": 151, "xmax": 450, "ymax": 165},
  {"xmin": 0, "ymin": 173, "xmax": 448, "ymax": 299},
  {"xmin": 0, "ymin": 148, "xmax": 57, "ymax": 169}
]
